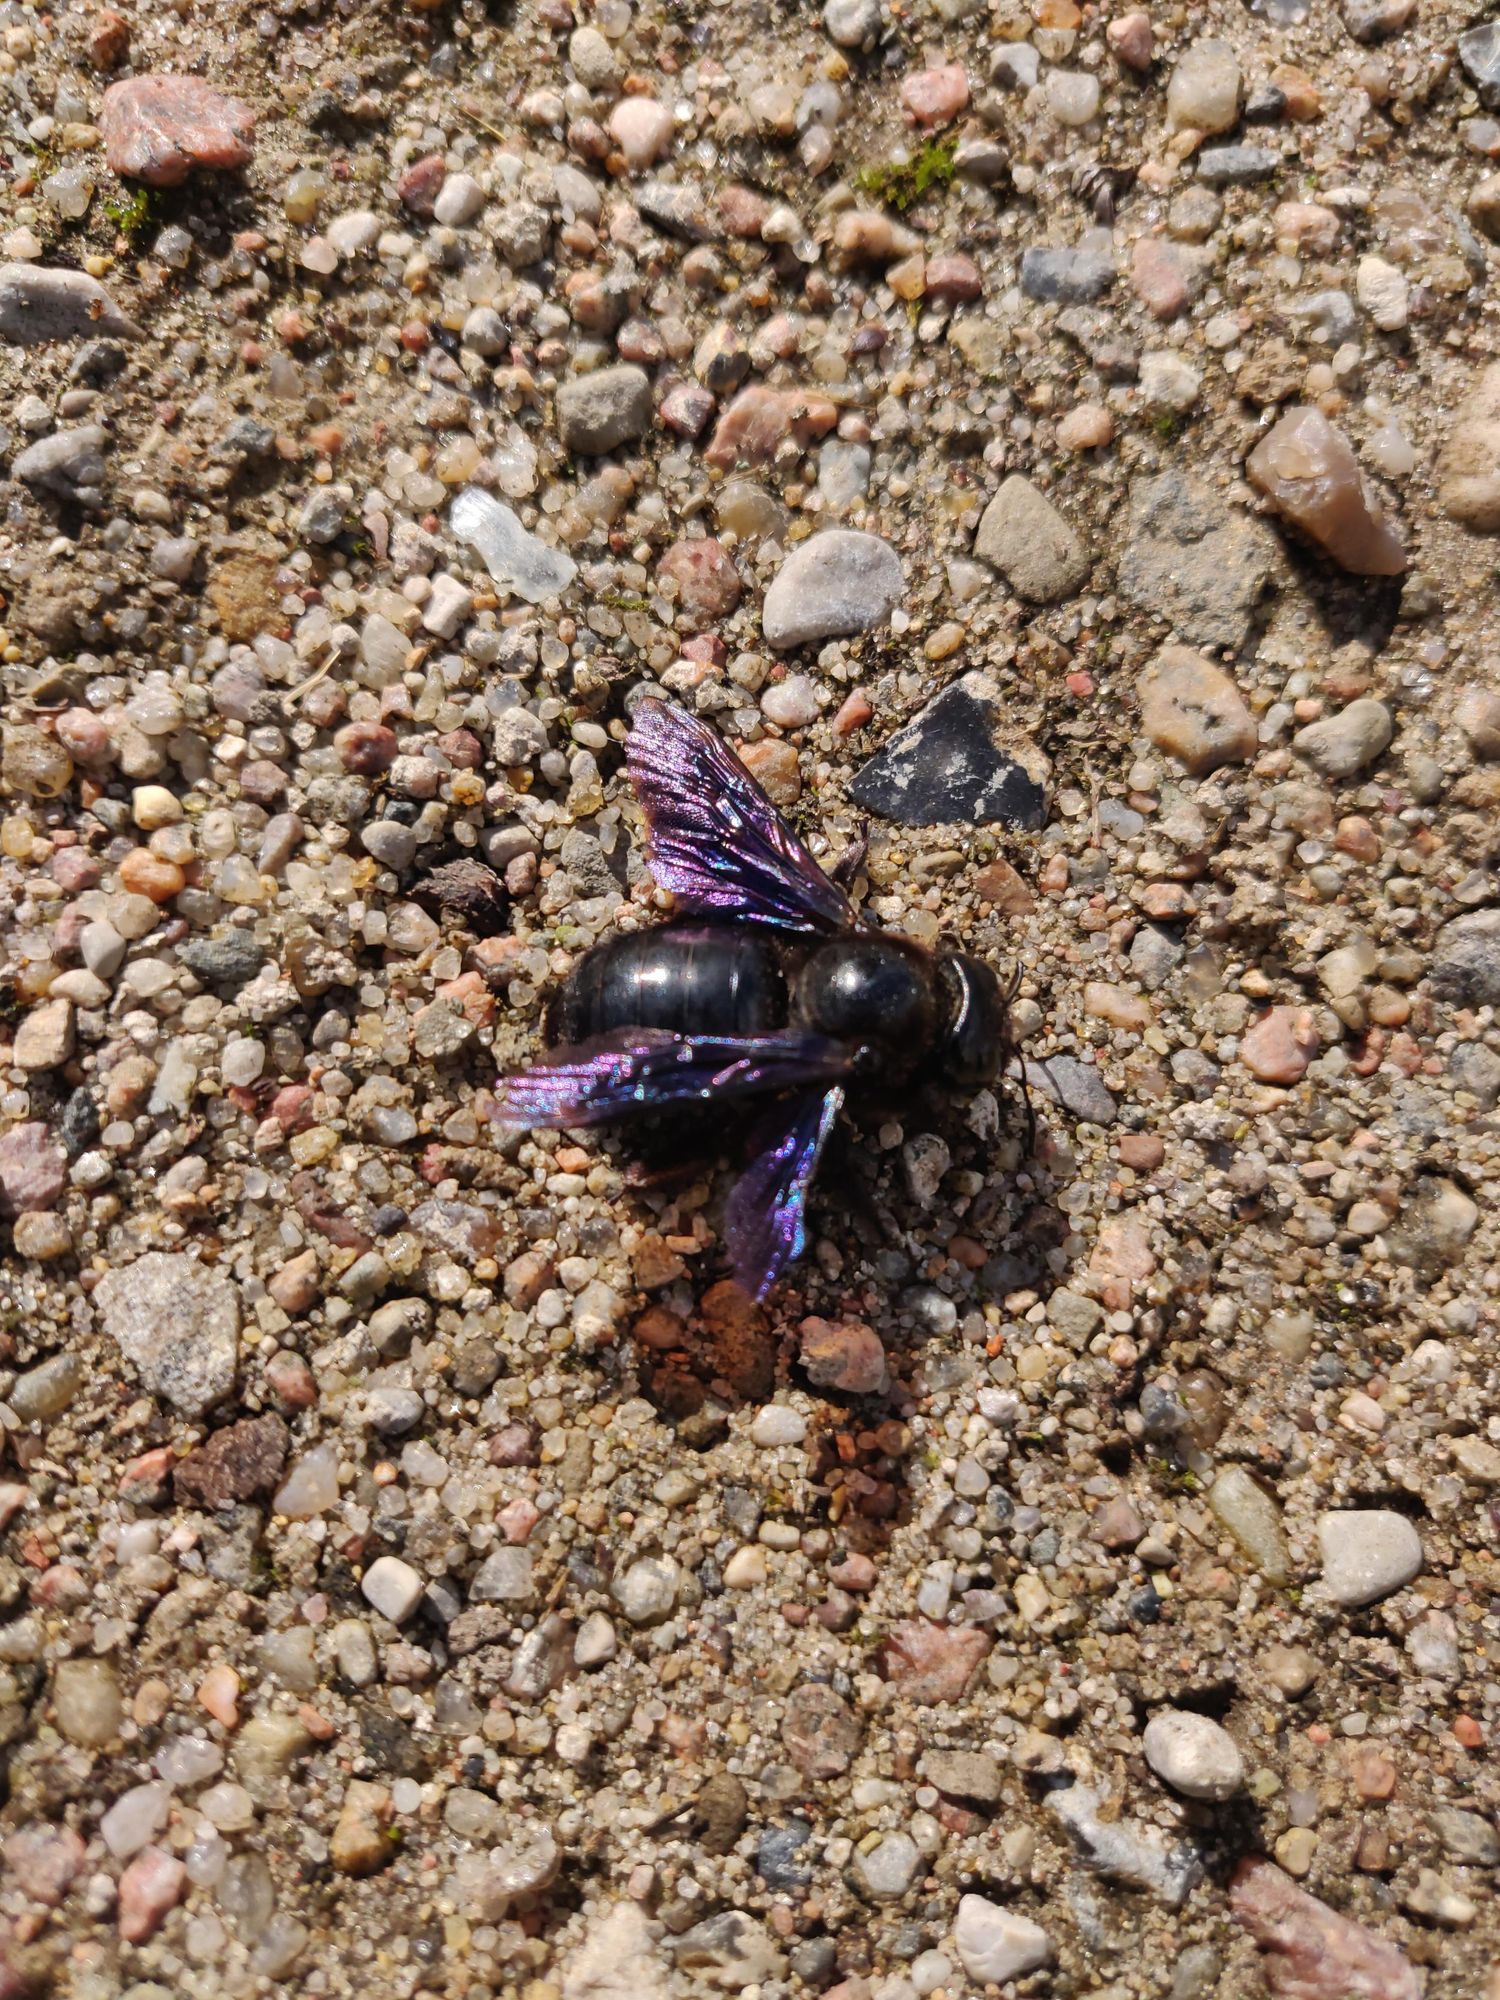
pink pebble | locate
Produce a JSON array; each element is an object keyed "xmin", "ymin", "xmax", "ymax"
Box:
[
  {"xmin": 99, "ymin": 73, "xmax": 254, "ymax": 188},
  {"xmin": 52, "ymin": 905, "xmax": 90, "ymax": 955},
  {"xmin": 834, "ymin": 691, "xmax": 873, "ymax": 735},
  {"xmin": 54, "ymin": 707, "xmax": 113, "ymax": 765},
  {"xmin": 497, "ymin": 1498, "xmax": 541, "ymax": 1545},
  {"xmin": 608, "ymin": 96, "xmax": 674, "ymax": 170},
  {"xmin": 1107, "ymin": 11, "xmax": 1155, "ymax": 71},
  {"xmin": 117, "ymin": 1846, "xmax": 186, "ymax": 1943},
  {"xmin": 398, "ymin": 153, "xmax": 447, "ymax": 217},
  {"xmin": 900, "ymin": 63, "xmax": 970, "ymax": 127},
  {"xmin": 49, "ymin": 847, "xmax": 100, "ymax": 892},
  {"xmin": 1240, "ymin": 1006, "xmax": 1320, "ymax": 1085},
  {"xmin": 3, "ymin": 1824, "xmax": 86, "ymax": 1907}
]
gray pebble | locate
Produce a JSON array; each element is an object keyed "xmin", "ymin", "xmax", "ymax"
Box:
[
  {"xmin": 555, "ymin": 364, "xmax": 653, "ymax": 453},
  {"xmin": 361, "ymin": 821, "xmax": 418, "ymax": 871},
  {"xmin": 1318, "ymin": 1508, "xmax": 1423, "ymax": 1606},
  {"xmin": 975, "ymin": 476, "xmax": 1090, "ymax": 602},
  {"xmin": 824, "ymin": 0, "xmax": 882, "ymax": 46},
  {"xmin": 762, "ymin": 529, "xmax": 903, "ymax": 648},
  {"xmin": 851, "ymin": 1830, "xmax": 922, "ymax": 1902},
  {"xmin": 13, "ymin": 425, "xmax": 108, "ymax": 501},
  {"xmin": 0, "ymin": 263, "xmax": 141, "ymax": 346},
  {"xmin": 1020, "ymin": 240, "xmax": 1116, "ymax": 304},
  {"xmin": 1292, "ymin": 699, "xmax": 1393, "ymax": 778},
  {"xmin": 1431, "ymin": 910, "xmax": 1500, "ymax": 1008},
  {"xmin": 613, "ymin": 1555, "xmax": 679, "ymax": 1625},
  {"xmin": 95, "ymin": 1252, "xmax": 239, "ymax": 1418},
  {"xmin": 1196, "ymin": 144, "xmax": 1280, "ymax": 185},
  {"xmin": 1023, "ymin": 1054, "xmax": 1118, "ymax": 1125},
  {"xmin": 177, "ymin": 933, "xmax": 266, "ymax": 991}
]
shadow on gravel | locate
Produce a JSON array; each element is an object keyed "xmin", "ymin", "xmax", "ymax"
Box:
[{"xmin": 1270, "ymin": 533, "xmax": 1406, "ymax": 653}]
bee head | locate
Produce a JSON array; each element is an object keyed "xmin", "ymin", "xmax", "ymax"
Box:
[{"xmin": 933, "ymin": 953, "xmax": 1009, "ymax": 1088}]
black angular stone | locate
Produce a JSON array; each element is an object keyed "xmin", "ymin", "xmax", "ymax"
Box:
[
  {"xmin": 846, "ymin": 672, "xmax": 1048, "ymax": 829},
  {"xmin": 178, "ymin": 932, "xmax": 266, "ymax": 991}
]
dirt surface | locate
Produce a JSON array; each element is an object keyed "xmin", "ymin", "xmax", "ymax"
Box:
[{"xmin": 2, "ymin": 0, "xmax": 1500, "ymax": 1995}]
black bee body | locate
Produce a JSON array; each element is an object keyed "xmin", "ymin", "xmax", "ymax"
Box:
[
  {"xmin": 499, "ymin": 698, "xmax": 1015, "ymax": 1299},
  {"xmin": 550, "ymin": 922, "xmax": 1007, "ymax": 1091},
  {"xmin": 551, "ymin": 923, "xmax": 787, "ymax": 1044}
]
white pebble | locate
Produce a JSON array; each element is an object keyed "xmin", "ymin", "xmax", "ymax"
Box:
[
  {"xmin": 750, "ymin": 1404, "xmax": 808, "ymax": 1447},
  {"xmin": 954, "ymin": 1894, "xmax": 1053, "ymax": 1983},
  {"xmin": 361, "ymin": 1555, "xmax": 425, "ymax": 1624},
  {"xmin": 1142, "ymin": 1709, "xmax": 1245, "ymax": 1800}
]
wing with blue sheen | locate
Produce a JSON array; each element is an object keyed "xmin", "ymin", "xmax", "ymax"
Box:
[
  {"xmin": 626, "ymin": 697, "xmax": 856, "ymax": 933},
  {"xmin": 724, "ymin": 1084, "xmax": 843, "ymax": 1300},
  {"xmin": 495, "ymin": 1029, "xmax": 853, "ymax": 1131}
]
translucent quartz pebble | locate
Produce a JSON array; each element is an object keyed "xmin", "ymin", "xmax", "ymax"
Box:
[
  {"xmin": 1246, "ymin": 406, "xmax": 1406, "ymax": 575},
  {"xmin": 449, "ymin": 486, "xmax": 577, "ymax": 604}
]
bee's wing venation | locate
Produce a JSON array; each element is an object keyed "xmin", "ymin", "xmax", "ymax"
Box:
[
  {"xmin": 725, "ymin": 1083, "xmax": 844, "ymax": 1301},
  {"xmin": 494, "ymin": 1028, "xmax": 853, "ymax": 1131},
  {"xmin": 627, "ymin": 697, "xmax": 857, "ymax": 934}
]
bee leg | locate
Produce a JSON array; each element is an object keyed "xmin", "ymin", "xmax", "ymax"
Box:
[
  {"xmin": 999, "ymin": 963, "xmax": 1037, "ymax": 1158},
  {"xmin": 623, "ymin": 1154, "xmax": 712, "ymax": 1192},
  {"xmin": 830, "ymin": 819, "xmax": 870, "ymax": 891}
]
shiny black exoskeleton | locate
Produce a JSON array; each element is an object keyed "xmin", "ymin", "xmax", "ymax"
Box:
[
  {"xmin": 499, "ymin": 697, "xmax": 1016, "ymax": 1298},
  {"xmin": 550, "ymin": 922, "xmax": 1009, "ymax": 1090}
]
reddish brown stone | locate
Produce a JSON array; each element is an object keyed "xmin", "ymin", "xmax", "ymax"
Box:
[
  {"xmin": 398, "ymin": 153, "xmax": 447, "ymax": 216},
  {"xmin": 88, "ymin": 9, "xmax": 130, "ymax": 69},
  {"xmin": 924, "ymin": 253, "xmax": 983, "ymax": 304},
  {"xmin": 335, "ymin": 722, "xmax": 398, "ymax": 775},
  {"xmin": 174, "ymin": 1414, "xmax": 289, "ymax": 1508},
  {"xmin": 973, "ymin": 858, "xmax": 1034, "ymax": 915},
  {"xmin": 880, "ymin": 1618, "xmax": 992, "ymax": 1703},
  {"xmin": 1117, "ymin": 1131, "xmax": 1165, "ymax": 1171},
  {"xmin": 781, "ymin": 1681, "xmax": 863, "ymax": 1778},
  {"xmin": 658, "ymin": 537, "xmax": 741, "ymax": 623},
  {"xmin": 99, "ymin": 75, "xmax": 255, "ymax": 188},
  {"xmin": 704, "ymin": 385, "xmax": 838, "ymax": 470},
  {"xmin": 237, "ymin": 759, "xmax": 286, "ymax": 805},
  {"xmin": 799, "ymin": 1317, "xmax": 888, "ymax": 1396},
  {"xmin": 1229, "ymin": 1857, "xmax": 1419, "ymax": 2000}
]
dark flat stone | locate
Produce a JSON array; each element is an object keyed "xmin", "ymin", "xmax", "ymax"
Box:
[
  {"xmin": 847, "ymin": 673, "xmax": 1048, "ymax": 829},
  {"xmin": 1020, "ymin": 241, "xmax": 1116, "ymax": 303},
  {"xmin": 178, "ymin": 932, "xmax": 266, "ymax": 990}
]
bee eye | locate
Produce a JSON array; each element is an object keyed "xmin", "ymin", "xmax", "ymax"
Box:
[{"xmin": 938, "ymin": 955, "xmax": 1007, "ymax": 1086}]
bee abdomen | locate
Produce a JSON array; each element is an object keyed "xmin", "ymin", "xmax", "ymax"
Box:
[{"xmin": 551, "ymin": 925, "xmax": 788, "ymax": 1045}]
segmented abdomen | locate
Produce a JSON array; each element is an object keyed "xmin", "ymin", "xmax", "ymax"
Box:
[{"xmin": 550, "ymin": 925, "xmax": 788, "ymax": 1045}]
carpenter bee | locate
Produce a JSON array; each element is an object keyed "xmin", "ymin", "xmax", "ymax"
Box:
[{"xmin": 495, "ymin": 698, "xmax": 1012, "ymax": 1299}]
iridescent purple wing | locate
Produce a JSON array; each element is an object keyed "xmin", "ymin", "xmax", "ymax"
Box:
[
  {"xmin": 495, "ymin": 1028, "xmax": 853, "ymax": 1132},
  {"xmin": 627, "ymin": 697, "xmax": 857, "ymax": 933},
  {"xmin": 725, "ymin": 1084, "xmax": 843, "ymax": 1300}
]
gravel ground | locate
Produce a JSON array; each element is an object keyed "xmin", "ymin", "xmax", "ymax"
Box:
[{"xmin": 2, "ymin": 0, "xmax": 1500, "ymax": 1994}]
